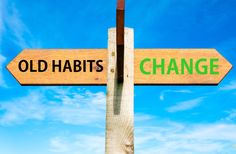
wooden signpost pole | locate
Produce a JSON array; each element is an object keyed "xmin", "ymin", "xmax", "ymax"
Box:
[
  {"xmin": 105, "ymin": 1, "xmax": 134, "ymax": 151},
  {"xmin": 106, "ymin": 27, "xmax": 134, "ymax": 154},
  {"xmin": 106, "ymin": 1, "xmax": 134, "ymax": 153}
]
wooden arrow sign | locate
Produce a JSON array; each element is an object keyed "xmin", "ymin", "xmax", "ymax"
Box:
[
  {"xmin": 7, "ymin": 49, "xmax": 108, "ymax": 85},
  {"xmin": 7, "ymin": 49, "xmax": 232, "ymax": 85},
  {"xmin": 134, "ymin": 49, "xmax": 232, "ymax": 85}
]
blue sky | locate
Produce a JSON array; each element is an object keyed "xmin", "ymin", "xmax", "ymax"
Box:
[{"xmin": 0, "ymin": 0, "xmax": 236, "ymax": 153}]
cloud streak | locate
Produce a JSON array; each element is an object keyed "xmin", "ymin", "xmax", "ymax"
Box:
[
  {"xmin": 223, "ymin": 109, "xmax": 236, "ymax": 122},
  {"xmin": 0, "ymin": 54, "xmax": 6, "ymax": 87},
  {"xmin": 49, "ymin": 121, "xmax": 236, "ymax": 154},
  {"xmin": 135, "ymin": 122, "xmax": 236, "ymax": 154},
  {"xmin": 166, "ymin": 97, "xmax": 204, "ymax": 113},
  {"xmin": 0, "ymin": 87, "xmax": 106, "ymax": 126},
  {"xmin": 0, "ymin": 1, "xmax": 7, "ymax": 87},
  {"xmin": 0, "ymin": 0, "xmax": 5, "ymax": 47},
  {"xmin": 50, "ymin": 134, "xmax": 104, "ymax": 154},
  {"xmin": 1, "ymin": 0, "xmax": 40, "ymax": 49},
  {"xmin": 160, "ymin": 89, "xmax": 192, "ymax": 101},
  {"xmin": 220, "ymin": 80, "xmax": 236, "ymax": 91}
]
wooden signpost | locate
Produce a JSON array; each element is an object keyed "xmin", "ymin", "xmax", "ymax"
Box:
[{"xmin": 6, "ymin": 0, "xmax": 233, "ymax": 154}]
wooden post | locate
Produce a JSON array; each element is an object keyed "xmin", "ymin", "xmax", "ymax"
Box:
[{"xmin": 106, "ymin": 28, "xmax": 134, "ymax": 154}]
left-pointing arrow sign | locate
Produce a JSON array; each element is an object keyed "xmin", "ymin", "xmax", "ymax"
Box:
[{"xmin": 7, "ymin": 49, "xmax": 108, "ymax": 85}]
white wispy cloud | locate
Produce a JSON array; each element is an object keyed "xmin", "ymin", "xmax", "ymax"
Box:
[
  {"xmin": 135, "ymin": 122, "xmax": 236, "ymax": 154},
  {"xmin": 48, "ymin": 121, "xmax": 236, "ymax": 154},
  {"xmin": 0, "ymin": 87, "xmax": 160, "ymax": 126},
  {"xmin": 0, "ymin": 1, "xmax": 7, "ymax": 88},
  {"xmin": 223, "ymin": 109, "xmax": 236, "ymax": 122},
  {"xmin": 166, "ymin": 97, "xmax": 204, "ymax": 113},
  {"xmin": 220, "ymin": 80, "xmax": 236, "ymax": 91},
  {"xmin": 0, "ymin": 87, "xmax": 106, "ymax": 126},
  {"xmin": 160, "ymin": 89, "xmax": 192, "ymax": 101},
  {"xmin": 0, "ymin": 54, "xmax": 6, "ymax": 87},
  {"xmin": 50, "ymin": 137, "xmax": 71, "ymax": 153},
  {"xmin": 0, "ymin": 0, "xmax": 5, "ymax": 47},
  {"xmin": 50, "ymin": 134, "xmax": 104, "ymax": 154},
  {"xmin": 135, "ymin": 113, "xmax": 154, "ymax": 122},
  {"xmin": 1, "ymin": 0, "xmax": 40, "ymax": 48},
  {"xmin": 1, "ymin": 86, "xmax": 235, "ymax": 154},
  {"xmin": 1, "ymin": 0, "xmax": 41, "ymax": 88},
  {"xmin": 140, "ymin": 121, "xmax": 236, "ymax": 153}
]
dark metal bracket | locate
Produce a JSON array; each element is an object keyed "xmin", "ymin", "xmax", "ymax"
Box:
[{"xmin": 116, "ymin": 0, "xmax": 125, "ymax": 83}]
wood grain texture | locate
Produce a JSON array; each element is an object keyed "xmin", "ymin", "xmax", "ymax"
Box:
[
  {"xmin": 134, "ymin": 49, "xmax": 232, "ymax": 85},
  {"xmin": 105, "ymin": 28, "xmax": 134, "ymax": 154},
  {"xmin": 7, "ymin": 49, "xmax": 107, "ymax": 85},
  {"xmin": 7, "ymin": 49, "xmax": 232, "ymax": 85}
]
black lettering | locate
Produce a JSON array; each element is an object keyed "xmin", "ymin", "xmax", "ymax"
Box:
[
  {"xmin": 52, "ymin": 60, "xmax": 61, "ymax": 72},
  {"xmin": 87, "ymin": 60, "xmax": 95, "ymax": 72},
  {"xmin": 18, "ymin": 60, "xmax": 28, "ymax": 72},
  {"xmin": 30, "ymin": 60, "xmax": 37, "ymax": 72},
  {"xmin": 96, "ymin": 60, "xmax": 103, "ymax": 72},
  {"xmin": 74, "ymin": 60, "xmax": 82, "ymax": 72},
  {"xmin": 83, "ymin": 60, "xmax": 86, "ymax": 72},
  {"xmin": 38, "ymin": 60, "xmax": 48, "ymax": 72},
  {"xmin": 63, "ymin": 60, "xmax": 72, "ymax": 72}
]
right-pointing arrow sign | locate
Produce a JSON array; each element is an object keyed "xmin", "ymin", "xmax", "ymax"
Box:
[{"xmin": 134, "ymin": 49, "xmax": 232, "ymax": 85}]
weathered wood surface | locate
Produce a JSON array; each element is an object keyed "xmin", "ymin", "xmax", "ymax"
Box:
[
  {"xmin": 7, "ymin": 49, "xmax": 107, "ymax": 85},
  {"xmin": 105, "ymin": 28, "xmax": 134, "ymax": 154},
  {"xmin": 134, "ymin": 49, "xmax": 232, "ymax": 85}
]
